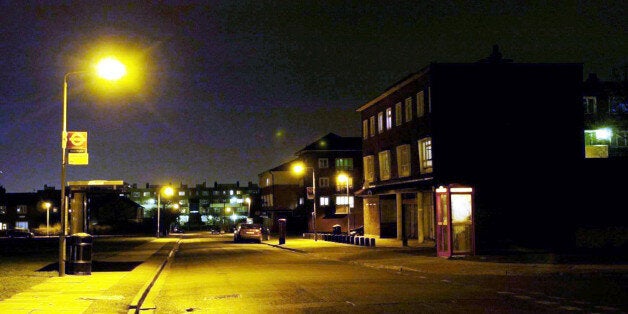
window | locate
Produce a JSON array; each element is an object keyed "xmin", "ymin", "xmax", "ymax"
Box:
[
  {"xmin": 362, "ymin": 119, "xmax": 368, "ymax": 139},
  {"xmin": 335, "ymin": 196, "xmax": 354, "ymax": 208},
  {"xmin": 428, "ymin": 86, "xmax": 432, "ymax": 112},
  {"xmin": 395, "ymin": 102, "xmax": 402, "ymax": 126},
  {"xmin": 143, "ymin": 191, "xmax": 151, "ymax": 197},
  {"xmin": 318, "ymin": 158, "xmax": 329, "ymax": 168},
  {"xmin": 0, "ymin": 206, "xmax": 6, "ymax": 214},
  {"xmin": 16, "ymin": 221, "xmax": 28, "ymax": 229},
  {"xmin": 369, "ymin": 116, "xmax": 375, "ymax": 137},
  {"xmin": 335, "ymin": 158, "xmax": 353, "ymax": 171},
  {"xmin": 319, "ymin": 197, "xmax": 330, "ymax": 206},
  {"xmin": 336, "ymin": 176, "xmax": 353, "ymax": 192},
  {"xmin": 386, "ymin": 108, "xmax": 392, "ymax": 130},
  {"xmin": 319, "ymin": 177, "xmax": 329, "ymax": 187},
  {"xmin": 16, "ymin": 205, "xmax": 27, "ymax": 214},
  {"xmin": 405, "ymin": 97, "xmax": 412, "ymax": 122},
  {"xmin": 178, "ymin": 191, "xmax": 185, "ymax": 196},
  {"xmin": 202, "ymin": 190, "xmax": 209, "ymax": 196},
  {"xmin": 418, "ymin": 137, "xmax": 433, "ymax": 173},
  {"xmin": 363, "ymin": 155, "xmax": 375, "ymax": 183},
  {"xmin": 583, "ymin": 96, "xmax": 597, "ymax": 114},
  {"xmin": 378, "ymin": 150, "xmax": 391, "ymax": 180},
  {"xmin": 396, "ymin": 144, "xmax": 411, "ymax": 177},
  {"xmin": 417, "ymin": 91, "xmax": 425, "ymax": 117},
  {"xmin": 378, "ymin": 112, "xmax": 384, "ymax": 133}
]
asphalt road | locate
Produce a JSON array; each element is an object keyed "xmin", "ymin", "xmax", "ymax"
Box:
[{"xmin": 140, "ymin": 234, "xmax": 573, "ymax": 313}]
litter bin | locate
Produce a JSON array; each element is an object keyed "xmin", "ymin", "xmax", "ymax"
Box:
[
  {"xmin": 66, "ymin": 233, "xmax": 93, "ymax": 275},
  {"xmin": 332, "ymin": 224, "xmax": 342, "ymax": 235},
  {"xmin": 278, "ymin": 218, "xmax": 287, "ymax": 245}
]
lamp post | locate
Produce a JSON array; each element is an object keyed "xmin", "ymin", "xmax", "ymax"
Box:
[
  {"xmin": 59, "ymin": 57, "xmax": 126, "ymax": 277},
  {"xmin": 43, "ymin": 202, "xmax": 52, "ymax": 237},
  {"xmin": 157, "ymin": 186, "xmax": 174, "ymax": 238},
  {"xmin": 337, "ymin": 173, "xmax": 350, "ymax": 234},
  {"xmin": 245, "ymin": 197, "xmax": 251, "ymax": 218},
  {"xmin": 292, "ymin": 163, "xmax": 317, "ymax": 241}
]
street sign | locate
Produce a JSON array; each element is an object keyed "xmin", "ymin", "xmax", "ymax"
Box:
[
  {"xmin": 67, "ymin": 131, "xmax": 87, "ymax": 153},
  {"xmin": 68, "ymin": 152, "xmax": 89, "ymax": 165},
  {"xmin": 306, "ymin": 187, "xmax": 314, "ymax": 200}
]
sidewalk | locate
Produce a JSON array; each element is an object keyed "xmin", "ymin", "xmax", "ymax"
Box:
[
  {"xmin": 0, "ymin": 237, "xmax": 177, "ymax": 314},
  {"xmin": 265, "ymin": 236, "xmax": 628, "ymax": 276}
]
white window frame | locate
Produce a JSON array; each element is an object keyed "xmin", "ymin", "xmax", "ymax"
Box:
[
  {"xmin": 395, "ymin": 102, "xmax": 402, "ymax": 126},
  {"xmin": 583, "ymin": 96, "xmax": 597, "ymax": 114},
  {"xmin": 319, "ymin": 196, "xmax": 330, "ymax": 206},
  {"xmin": 319, "ymin": 177, "xmax": 329, "ymax": 187},
  {"xmin": 318, "ymin": 158, "xmax": 329, "ymax": 169},
  {"xmin": 418, "ymin": 137, "xmax": 433, "ymax": 173},
  {"xmin": 378, "ymin": 150, "xmax": 391, "ymax": 181},
  {"xmin": 363, "ymin": 155, "xmax": 375, "ymax": 183},
  {"xmin": 378, "ymin": 112, "xmax": 384, "ymax": 133},
  {"xmin": 405, "ymin": 97, "xmax": 412, "ymax": 122},
  {"xmin": 16, "ymin": 205, "xmax": 28, "ymax": 214},
  {"xmin": 386, "ymin": 107, "xmax": 392, "ymax": 130},
  {"xmin": 396, "ymin": 144, "xmax": 411, "ymax": 177}
]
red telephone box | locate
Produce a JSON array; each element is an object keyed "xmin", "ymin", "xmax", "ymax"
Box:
[{"xmin": 436, "ymin": 184, "xmax": 475, "ymax": 258}]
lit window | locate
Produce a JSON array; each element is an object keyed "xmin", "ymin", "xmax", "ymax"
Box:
[
  {"xmin": 418, "ymin": 137, "xmax": 433, "ymax": 173},
  {"xmin": 363, "ymin": 155, "xmax": 375, "ymax": 183},
  {"xmin": 386, "ymin": 108, "xmax": 392, "ymax": 130},
  {"xmin": 378, "ymin": 112, "xmax": 384, "ymax": 133},
  {"xmin": 362, "ymin": 119, "xmax": 368, "ymax": 139},
  {"xmin": 335, "ymin": 196, "xmax": 354, "ymax": 208},
  {"xmin": 335, "ymin": 158, "xmax": 353, "ymax": 171},
  {"xmin": 179, "ymin": 191, "xmax": 185, "ymax": 196},
  {"xmin": 417, "ymin": 91, "xmax": 425, "ymax": 117},
  {"xmin": 0, "ymin": 206, "xmax": 6, "ymax": 215},
  {"xmin": 395, "ymin": 103, "xmax": 402, "ymax": 126},
  {"xmin": 16, "ymin": 221, "xmax": 28, "ymax": 229},
  {"xmin": 143, "ymin": 191, "xmax": 150, "ymax": 197},
  {"xmin": 16, "ymin": 205, "xmax": 28, "ymax": 214},
  {"xmin": 369, "ymin": 116, "xmax": 375, "ymax": 137},
  {"xmin": 318, "ymin": 158, "xmax": 329, "ymax": 168},
  {"xmin": 336, "ymin": 177, "xmax": 353, "ymax": 192},
  {"xmin": 405, "ymin": 97, "xmax": 412, "ymax": 122},
  {"xmin": 319, "ymin": 197, "xmax": 330, "ymax": 206},
  {"xmin": 319, "ymin": 177, "xmax": 329, "ymax": 187},
  {"xmin": 396, "ymin": 144, "xmax": 411, "ymax": 177},
  {"xmin": 378, "ymin": 150, "xmax": 391, "ymax": 180}
]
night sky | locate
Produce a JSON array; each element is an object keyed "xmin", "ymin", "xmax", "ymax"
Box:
[{"xmin": 1, "ymin": 1, "xmax": 625, "ymax": 192}]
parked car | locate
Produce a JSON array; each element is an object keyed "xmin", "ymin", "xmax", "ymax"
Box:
[
  {"xmin": 7, "ymin": 228, "xmax": 35, "ymax": 239},
  {"xmin": 233, "ymin": 223, "xmax": 263, "ymax": 243}
]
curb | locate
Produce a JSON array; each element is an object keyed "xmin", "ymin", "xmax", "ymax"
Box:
[{"xmin": 127, "ymin": 239, "xmax": 181, "ymax": 314}]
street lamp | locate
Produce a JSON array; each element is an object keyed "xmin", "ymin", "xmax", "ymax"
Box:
[
  {"xmin": 43, "ymin": 202, "xmax": 52, "ymax": 237},
  {"xmin": 59, "ymin": 56, "xmax": 127, "ymax": 277},
  {"xmin": 337, "ymin": 173, "xmax": 350, "ymax": 234},
  {"xmin": 157, "ymin": 186, "xmax": 174, "ymax": 238},
  {"xmin": 245, "ymin": 197, "xmax": 251, "ymax": 217},
  {"xmin": 292, "ymin": 162, "xmax": 317, "ymax": 241}
]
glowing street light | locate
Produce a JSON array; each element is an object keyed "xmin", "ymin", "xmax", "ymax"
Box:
[
  {"xmin": 59, "ymin": 56, "xmax": 127, "ymax": 277},
  {"xmin": 337, "ymin": 173, "xmax": 351, "ymax": 234},
  {"xmin": 43, "ymin": 202, "xmax": 52, "ymax": 237},
  {"xmin": 292, "ymin": 162, "xmax": 317, "ymax": 241},
  {"xmin": 245, "ymin": 197, "xmax": 251, "ymax": 217},
  {"xmin": 157, "ymin": 186, "xmax": 174, "ymax": 238}
]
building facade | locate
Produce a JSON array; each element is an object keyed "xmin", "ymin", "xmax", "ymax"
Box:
[{"xmin": 356, "ymin": 48, "xmax": 584, "ymax": 253}]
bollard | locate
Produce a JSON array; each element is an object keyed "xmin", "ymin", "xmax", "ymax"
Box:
[
  {"xmin": 349, "ymin": 236, "xmax": 354, "ymax": 244},
  {"xmin": 364, "ymin": 237, "xmax": 370, "ymax": 246},
  {"xmin": 370, "ymin": 238, "xmax": 376, "ymax": 247},
  {"xmin": 360, "ymin": 236, "xmax": 366, "ymax": 246}
]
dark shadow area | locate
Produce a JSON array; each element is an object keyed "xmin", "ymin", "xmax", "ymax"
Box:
[{"xmin": 37, "ymin": 260, "xmax": 142, "ymax": 272}]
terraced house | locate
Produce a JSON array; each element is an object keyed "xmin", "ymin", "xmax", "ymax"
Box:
[{"xmin": 356, "ymin": 47, "xmax": 585, "ymax": 255}]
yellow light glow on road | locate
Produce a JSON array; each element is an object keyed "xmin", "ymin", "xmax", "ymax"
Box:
[{"xmin": 96, "ymin": 57, "xmax": 126, "ymax": 81}]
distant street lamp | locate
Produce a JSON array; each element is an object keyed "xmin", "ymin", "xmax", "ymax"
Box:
[
  {"xmin": 292, "ymin": 162, "xmax": 317, "ymax": 241},
  {"xmin": 337, "ymin": 173, "xmax": 351, "ymax": 234},
  {"xmin": 245, "ymin": 197, "xmax": 251, "ymax": 217},
  {"xmin": 43, "ymin": 202, "xmax": 52, "ymax": 237},
  {"xmin": 157, "ymin": 186, "xmax": 174, "ymax": 238},
  {"xmin": 59, "ymin": 56, "xmax": 127, "ymax": 277}
]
